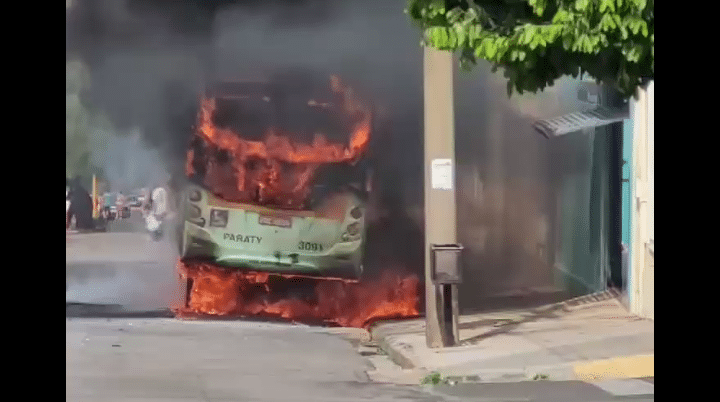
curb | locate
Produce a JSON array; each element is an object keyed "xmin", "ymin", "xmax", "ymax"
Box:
[
  {"xmin": 369, "ymin": 290, "xmax": 652, "ymax": 384},
  {"xmin": 376, "ymin": 333, "xmax": 416, "ymax": 370},
  {"xmin": 322, "ymin": 327, "xmax": 371, "ymax": 344},
  {"xmin": 372, "ymin": 332, "xmax": 653, "ymax": 383},
  {"xmin": 573, "ymin": 354, "xmax": 654, "ymax": 382}
]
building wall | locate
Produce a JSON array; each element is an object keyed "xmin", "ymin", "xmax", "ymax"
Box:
[
  {"xmin": 452, "ymin": 65, "xmax": 618, "ymax": 311},
  {"xmin": 452, "ymin": 67, "xmax": 628, "ymax": 312}
]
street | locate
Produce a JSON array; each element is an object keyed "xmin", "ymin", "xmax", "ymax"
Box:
[
  {"xmin": 67, "ymin": 318, "xmax": 436, "ymax": 401},
  {"xmin": 67, "ymin": 210, "xmax": 181, "ymax": 314},
  {"xmin": 66, "ymin": 317, "xmax": 653, "ymax": 402},
  {"xmin": 67, "ymin": 224, "xmax": 652, "ymax": 401},
  {"xmin": 105, "ymin": 208, "xmax": 148, "ymax": 233}
]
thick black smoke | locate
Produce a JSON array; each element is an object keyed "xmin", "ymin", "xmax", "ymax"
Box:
[
  {"xmin": 67, "ymin": 0, "xmax": 585, "ymax": 312},
  {"xmin": 67, "ymin": 0, "xmax": 426, "ymax": 278},
  {"xmin": 66, "ymin": 0, "xmax": 421, "ymax": 179}
]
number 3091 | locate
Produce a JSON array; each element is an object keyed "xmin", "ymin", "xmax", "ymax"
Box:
[{"xmin": 298, "ymin": 242, "xmax": 323, "ymax": 252}]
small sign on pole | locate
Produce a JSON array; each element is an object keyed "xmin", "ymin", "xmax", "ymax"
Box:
[{"xmin": 431, "ymin": 159, "xmax": 453, "ymax": 190}]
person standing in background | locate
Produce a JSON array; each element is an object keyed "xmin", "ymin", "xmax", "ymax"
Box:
[
  {"xmin": 67, "ymin": 176, "xmax": 94, "ymax": 230},
  {"xmin": 151, "ymin": 184, "xmax": 168, "ymax": 221},
  {"xmin": 144, "ymin": 183, "xmax": 169, "ymax": 240},
  {"xmin": 141, "ymin": 187, "xmax": 152, "ymax": 215},
  {"xmin": 115, "ymin": 192, "xmax": 126, "ymax": 220}
]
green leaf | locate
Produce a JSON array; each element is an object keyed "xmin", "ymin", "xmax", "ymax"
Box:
[
  {"xmin": 439, "ymin": 28, "xmax": 450, "ymax": 47},
  {"xmin": 599, "ymin": 0, "xmax": 616, "ymax": 13},
  {"xmin": 475, "ymin": 40, "xmax": 489, "ymax": 59},
  {"xmin": 529, "ymin": 36, "xmax": 540, "ymax": 50},
  {"xmin": 468, "ymin": 24, "xmax": 481, "ymax": 41},
  {"xmin": 455, "ymin": 25, "xmax": 467, "ymax": 46},
  {"xmin": 600, "ymin": 13, "xmax": 616, "ymax": 31},
  {"xmin": 528, "ymin": 0, "xmax": 547, "ymax": 16},
  {"xmin": 520, "ymin": 28, "xmax": 531, "ymax": 45},
  {"xmin": 525, "ymin": 26, "xmax": 539, "ymax": 44},
  {"xmin": 465, "ymin": 6, "xmax": 478, "ymax": 22},
  {"xmin": 483, "ymin": 40, "xmax": 497, "ymax": 59},
  {"xmin": 630, "ymin": 44, "xmax": 645, "ymax": 62},
  {"xmin": 613, "ymin": 14, "xmax": 623, "ymax": 27},
  {"xmin": 631, "ymin": 0, "xmax": 647, "ymax": 11},
  {"xmin": 430, "ymin": 0, "xmax": 445, "ymax": 15},
  {"xmin": 447, "ymin": 28, "xmax": 458, "ymax": 48},
  {"xmin": 628, "ymin": 18, "xmax": 641, "ymax": 35},
  {"xmin": 474, "ymin": 43, "xmax": 484, "ymax": 58},
  {"xmin": 446, "ymin": 7, "xmax": 463, "ymax": 24},
  {"xmin": 619, "ymin": 24, "xmax": 628, "ymax": 39},
  {"xmin": 553, "ymin": 10, "xmax": 570, "ymax": 23},
  {"xmin": 547, "ymin": 25, "xmax": 563, "ymax": 41},
  {"xmin": 428, "ymin": 27, "xmax": 448, "ymax": 47},
  {"xmin": 599, "ymin": 33, "xmax": 609, "ymax": 47},
  {"xmin": 575, "ymin": 0, "xmax": 590, "ymax": 11}
]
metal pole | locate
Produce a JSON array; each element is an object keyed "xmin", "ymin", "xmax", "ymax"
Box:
[{"xmin": 424, "ymin": 46, "xmax": 458, "ymax": 348}]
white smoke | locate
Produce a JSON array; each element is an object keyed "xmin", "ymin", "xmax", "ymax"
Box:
[{"xmin": 91, "ymin": 128, "xmax": 169, "ymax": 192}]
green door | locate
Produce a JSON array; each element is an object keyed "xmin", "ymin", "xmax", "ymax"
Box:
[{"xmin": 621, "ymin": 119, "xmax": 633, "ymax": 290}]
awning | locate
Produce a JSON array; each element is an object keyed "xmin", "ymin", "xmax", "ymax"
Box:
[{"xmin": 533, "ymin": 105, "xmax": 629, "ymax": 139}]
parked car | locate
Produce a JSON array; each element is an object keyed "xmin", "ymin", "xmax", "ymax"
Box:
[
  {"xmin": 116, "ymin": 204, "xmax": 131, "ymax": 219},
  {"xmin": 127, "ymin": 195, "xmax": 142, "ymax": 208},
  {"xmin": 101, "ymin": 193, "xmax": 116, "ymax": 221}
]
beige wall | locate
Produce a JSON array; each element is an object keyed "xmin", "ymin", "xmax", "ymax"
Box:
[{"xmin": 630, "ymin": 81, "xmax": 654, "ymax": 320}]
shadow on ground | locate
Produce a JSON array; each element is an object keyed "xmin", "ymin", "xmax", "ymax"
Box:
[
  {"xmin": 457, "ymin": 289, "xmax": 622, "ymax": 346},
  {"xmin": 66, "ymin": 302, "xmax": 175, "ymax": 318}
]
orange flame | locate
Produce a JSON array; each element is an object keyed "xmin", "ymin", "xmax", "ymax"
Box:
[
  {"xmin": 174, "ymin": 261, "xmax": 420, "ymax": 328},
  {"xmin": 186, "ymin": 75, "xmax": 371, "ymax": 209}
]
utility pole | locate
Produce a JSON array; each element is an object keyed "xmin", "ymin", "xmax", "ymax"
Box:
[{"xmin": 423, "ymin": 46, "xmax": 460, "ymax": 348}]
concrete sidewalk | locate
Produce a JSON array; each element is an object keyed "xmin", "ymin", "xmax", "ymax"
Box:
[{"xmin": 368, "ymin": 291, "xmax": 653, "ymax": 384}]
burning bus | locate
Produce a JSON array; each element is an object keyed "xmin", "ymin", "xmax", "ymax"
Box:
[{"xmin": 178, "ymin": 75, "xmax": 374, "ymax": 281}]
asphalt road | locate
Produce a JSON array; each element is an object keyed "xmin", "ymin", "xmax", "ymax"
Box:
[
  {"xmin": 67, "ymin": 318, "xmax": 434, "ymax": 401},
  {"xmin": 66, "ymin": 318, "xmax": 653, "ymax": 402},
  {"xmin": 105, "ymin": 208, "xmax": 148, "ymax": 233},
  {"xmin": 67, "ymin": 212, "xmax": 182, "ymax": 312},
  {"xmin": 67, "ymin": 217, "xmax": 653, "ymax": 401}
]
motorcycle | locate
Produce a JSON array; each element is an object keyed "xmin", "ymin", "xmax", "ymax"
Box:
[
  {"xmin": 142, "ymin": 199, "xmax": 164, "ymax": 241},
  {"xmin": 144, "ymin": 211, "xmax": 163, "ymax": 241}
]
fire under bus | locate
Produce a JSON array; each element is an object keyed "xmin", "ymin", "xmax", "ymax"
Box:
[{"xmin": 178, "ymin": 77, "xmax": 374, "ymax": 300}]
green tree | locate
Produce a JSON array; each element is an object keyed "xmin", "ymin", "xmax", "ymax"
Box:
[
  {"xmin": 406, "ymin": 0, "xmax": 653, "ymax": 98},
  {"xmin": 66, "ymin": 59, "xmax": 108, "ymax": 183}
]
